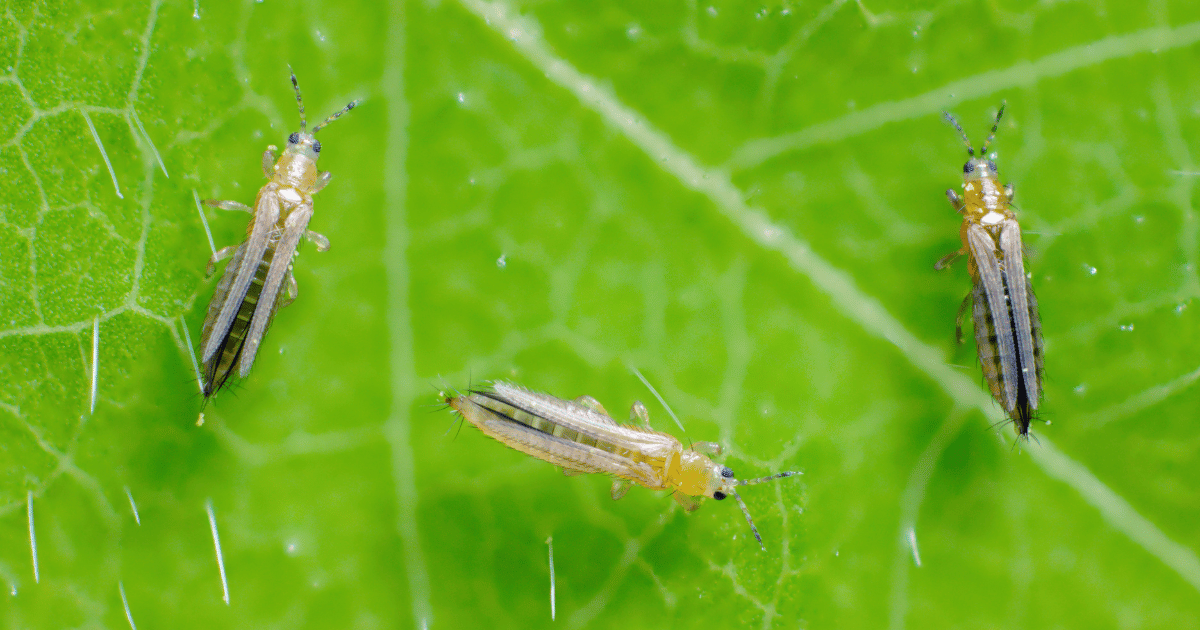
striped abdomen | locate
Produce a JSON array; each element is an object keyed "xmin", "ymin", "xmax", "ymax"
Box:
[
  {"xmin": 972, "ymin": 268, "xmax": 1044, "ymax": 436},
  {"xmin": 200, "ymin": 242, "xmax": 291, "ymax": 398}
]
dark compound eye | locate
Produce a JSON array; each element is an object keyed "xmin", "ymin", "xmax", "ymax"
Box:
[
  {"xmin": 720, "ymin": 467, "xmax": 735, "ymax": 478},
  {"xmin": 988, "ymin": 161, "xmax": 998, "ymax": 172},
  {"xmin": 963, "ymin": 162, "xmax": 975, "ymax": 174},
  {"xmin": 713, "ymin": 492, "xmax": 727, "ymax": 500},
  {"xmin": 288, "ymin": 132, "xmax": 300, "ymax": 145},
  {"xmin": 312, "ymin": 140, "xmax": 321, "ymax": 153}
]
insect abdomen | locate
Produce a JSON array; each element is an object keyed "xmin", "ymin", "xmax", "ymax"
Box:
[
  {"xmin": 474, "ymin": 391, "xmax": 631, "ymax": 457},
  {"xmin": 971, "ymin": 268, "xmax": 1043, "ymax": 436},
  {"xmin": 201, "ymin": 244, "xmax": 289, "ymax": 397}
]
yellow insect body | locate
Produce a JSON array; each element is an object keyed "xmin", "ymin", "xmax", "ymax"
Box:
[
  {"xmin": 937, "ymin": 102, "xmax": 1044, "ymax": 438},
  {"xmin": 198, "ymin": 70, "xmax": 358, "ymax": 402},
  {"xmin": 447, "ymin": 381, "xmax": 799, "ymax": 549}
]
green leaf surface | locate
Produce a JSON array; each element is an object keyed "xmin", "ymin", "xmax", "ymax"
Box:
[{"xmin": 3, "ymin": 0, "xmax": 1200, "ymax": 627}]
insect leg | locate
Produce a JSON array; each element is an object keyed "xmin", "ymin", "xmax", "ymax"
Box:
[
  {"xmin": 610, "ymin": 479, "xmax": 633, "ymax": 501},
  {"xmin": 304, "ymin": 230, "xmax": 330, "ymax": 252},
  {"xmin": 203, "ymin": 199, "xmax": 254, "ymax": 213},
  {"xmin": 560, "ymin": 467, "xmax": 586, "ymax": 477},
  {"xmin": 954, "ymin": 290, "xmax": 972, "ymax": 344},
  {"xmin": 628, "ymin": 401, "xmax": 652, "ymax": 429},
  {"xmin": 262, "ymin": 145, "xmax": 279, "ymax": 177},
  {"xmin": 672, "ymin": 491, "xmax": 702, "ymax": 512},
  {"xmin": 206, "ymin": 245, "xmax": 238, "ymax": 276},
  {"xmin": 691, "ymin": 441, "xmax": 722, "ymax": 456},
  {"xmin": 280, "ymin": 271, "xmax": 298, "ymax": 308},
  {"xmin": 573, "ymin": 395, "xmax": 608, "ymax": 416},
  {"xmin": 934, "ymin": 248, "xmax": 965, "ymax": 270},
  {"xmin": 311, "ymin": 171, "xmax": 333, "ymax": 194},
  {"xmin": 1004, "ymin": 183, "xmax": 1015, "ymax": 203},
  {"xmin": 945, "ymin": 188, "xmax": 964, "ymax": 211}
]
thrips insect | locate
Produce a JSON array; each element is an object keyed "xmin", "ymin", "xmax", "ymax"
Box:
[
  {"xmin": 198, "ymin": 69, "xmax": 358, "ymax": 402},
  {"xmin": 936, "ymin": 102, "xmax": 1044, "ymax": 438},
  {"xmin": 446, "ymin": 381, "xmax": 800, "ymax": 549}
]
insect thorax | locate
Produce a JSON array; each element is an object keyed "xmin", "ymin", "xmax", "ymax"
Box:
[{"xmin": 273, "ymin": 151, "xmax": 320, "ymax": 191}]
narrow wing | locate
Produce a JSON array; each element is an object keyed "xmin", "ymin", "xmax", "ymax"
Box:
[
  {"xmin": 203, "ymin": 191, "xmax": 281, "ymax": 362},
  {"xmin": 238, "ymin": 202, "xmax": 313, "ymax": 376},
  {"xmin": 999, "ymin": 219, "xmax": 1041, "ymax": 410},
  {"xmin": 199, "ymin": 242, "xmax": 248, "ymax": 355},
  {"xmin": 485, "ymin": 381, "xmax": 677, "ymax": 453},
  {"xmin": 966, "ymin": 223, "xmax": 1020, "ymax": 412},
  {"xmin": 451, "ymin": 394, "xmax": 660, "ymax": 487}
]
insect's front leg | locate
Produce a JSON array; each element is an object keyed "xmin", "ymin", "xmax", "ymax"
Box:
[
  {"xmin": 304, "ymin": 230, "xmax": 330, "ymax": 252},
  {"xmin": 203, "ymin": 199, "xmax": 254, "ymax": 213},
  {"xmin": 262, "ymin": 145, "xmax": 279, "ymax": 178},
  {"xmin": 206, "ymin": 244, "xmax": 238, "ymax": 276},
  {"xmin": 946, "ymin": 188, "xmax": 965, "ymax": 212},
  {"xmin": 311, "ymin": 171, "xmax": 333, "ymax": 194},
  {"xmin": 672, "ymin": 491, "xmax": 702, "ymax": 512}
]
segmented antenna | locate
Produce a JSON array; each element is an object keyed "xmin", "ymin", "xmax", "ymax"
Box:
[
  {"xmin": 943, "ymin": 111, "xmax": 974, "ymax": 156},
  {"xmin": 732, "ymin": 470, "xmax": 800, "ymax": 551},
  {"xmin": 739, "ymin": 470, "xmax": 800, "ymax": 486},
  {"xmin": 288, "ymin": 65, "xmax": 307, "ymax": 131},
  {"xmin": 731, "ymin": 490, "xmax": 764, "ymax": 550},
  {"xmin": 979, "ymin": 100, "xmax": 1007, "ymax": 157},
  {"xmin": 313, "ymin": 99, "xmax": 359, "ymax": 134}
]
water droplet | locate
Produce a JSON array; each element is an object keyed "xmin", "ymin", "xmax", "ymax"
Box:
[
  {"xmin": 706, "ymin": 5, "xmax": 718, "ymax": 17},
  {"xmin": 1074, "ymin": 383, "xmax": 1087, "ymax": 395},
  {"xmin": 456, "ymin": 92, "xmax": 466, "ymax": 104},
  {"xmin": 315, "ymin": 29, "xmax": 326, "ymax": 42},
  {"xmin": 496, "ymin": 254, "xmax": 507, "ymax": 269},
  {"xmin": 1134, "ymin": 215, "xmax": 1145, "ymax": 224},
  {"xmin": 1176, "ymin": 302, "xmax": 1188, "ymax": 314},
  {"xmin": 626, "ymin": 23, "xmax": 642, "ymax": 39},
  {"xmin": 1119, "ymin": 323, "xmax": 1134, "ymax": 332},
  {"xmin": 1083, "ymin": 264, "xmax": 1098, "ymax": 275}
]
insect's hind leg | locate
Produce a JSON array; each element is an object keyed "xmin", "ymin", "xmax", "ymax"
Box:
[
  {"xmin": 206, "ymin": 245, "xmax": 238, "ymax": 276},
  {"xmin": 203, "ymin": 199, "xmax": 254, "ymax": 213},
  {"xmin": 935, "ymin": 248, "xmax": 965, "ymax": 270},
  {"xmin": 280, "ymin": 273, "xmax": 299, "ymax": 308},
  {"xmin": 954, "ymin": 290, "xmax": 972, "ymax": 344}
]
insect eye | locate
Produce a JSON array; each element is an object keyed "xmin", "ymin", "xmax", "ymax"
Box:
[
  {"xmin": 312, "ymin": 140, "xmax": 322, "ymax": 153},
  {"xmin": 962, "ymin": 162, "xmax": 974, "ymax": 174},
  {"xmin": 713, "ymin": 491, "xmax": 727, "ymax": 500},
  {"xmin": 988, "ymin": 161, "xmax": 997, "ymax": 172},
  {"xmin": 288, "ymin": 132, "xmax": 300, "ymax": 145},
  {"xmin": 720, "ymin": 467, "xmax": 735, "ymax": 478}
]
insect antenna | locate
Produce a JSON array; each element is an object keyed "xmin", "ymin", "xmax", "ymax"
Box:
[
  {"xmin": 731, "ymin": 471, "xmax": 800, "ymax": 551},
  {"xmin": 739, "ymin": 470, "xmax": 801, "ymax": 486},
  {"xmin": 980, "ymin": 100, "xmax": 1007, "ymax": 157},
  {"xmin": 730, "ymin": 490, "xmax": 765, "ymax": 550},
  {"xmin": 943, "ymin": 111, "xmax": 974, "ymax": 157},
  {"xmin": 288, "ymin": 65, "xmax": 307, "ymax": 131},
  {"xmin": 312, "ymin": 99, "xmax": 360, "ymax": 134}
]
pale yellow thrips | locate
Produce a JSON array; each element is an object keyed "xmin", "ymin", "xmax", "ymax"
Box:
[
  {"xmin": 936, "ymin": 103, "xmax": 1045, "ymax": 439},
  {"xmin": 198, "ymin": 68, "xmax": 358, "ymax": 404},
  {"xmin": 447, "ymin": 381, "xmax": 799, "ymax": 549}
]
